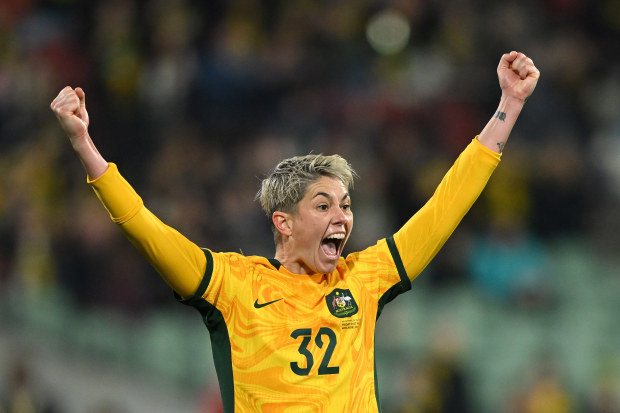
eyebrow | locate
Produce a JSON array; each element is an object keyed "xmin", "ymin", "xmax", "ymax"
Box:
[{"xmin": 312, "ymin": 192, "xmax": 350, "ymax": 203}]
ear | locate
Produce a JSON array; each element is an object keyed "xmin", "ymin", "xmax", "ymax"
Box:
[{"xmin": 272, "ymin": 211, "xmax": 293, "ymax": 237}]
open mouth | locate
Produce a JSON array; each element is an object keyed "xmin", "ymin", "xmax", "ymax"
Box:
[{"xmin": 321, "ymin": 233, "xmax": 345, "ymax": 259}]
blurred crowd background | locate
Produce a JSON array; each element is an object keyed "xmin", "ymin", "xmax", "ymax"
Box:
[{"xmin": 1, "ymin": 0, "xmax": 619, "ymax": 412}]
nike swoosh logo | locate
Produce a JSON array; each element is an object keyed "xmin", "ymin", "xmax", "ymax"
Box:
[{"xmin": 253, "ymin": 298, "xmax": 283, "ymax": 309}]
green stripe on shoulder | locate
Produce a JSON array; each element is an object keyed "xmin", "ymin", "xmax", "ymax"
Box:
[
  {"xmin": 196, "ymin": 248, "xmax": 214, "ymax": 297},
  {"xmin": 377, "ymin": 236, "xmax": 412, "ymax": 319},
  {"xmin": 175, "ymin": 248, "xmax": 213, "ymax": 306},
  {"xmin": 386, "ymin": 236, "xmax": 409, "ymax": 285}
]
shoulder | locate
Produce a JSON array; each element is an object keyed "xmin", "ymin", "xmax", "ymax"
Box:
[
  {"xmin": 341, "ymin": 239, "xmax": 392, "ymax": 270},
  {"xmin": 209, "ymin": 250, "xmax": 275, "ymax": 271}
]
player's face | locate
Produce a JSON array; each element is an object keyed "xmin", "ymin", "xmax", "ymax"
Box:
[{"xmin": 289, "ymin": 176, "xmax": 353, "ymax": 274}]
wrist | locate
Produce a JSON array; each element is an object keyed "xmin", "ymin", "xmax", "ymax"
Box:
[
  {"xmin": 496, "ymin": 94, "xmax": 525, "ymax": 122},
  {"xmin": 499, "ymin": 93, "xmax": 527, "ymax": 110},
  {"xmin": 69, "ymin": 130, "xmax": 91, "ymax": 152}
]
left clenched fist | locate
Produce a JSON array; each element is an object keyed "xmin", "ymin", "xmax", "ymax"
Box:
[{"xmin": 497, "ymin": 51, "xmax": 540, "ymax": 102}]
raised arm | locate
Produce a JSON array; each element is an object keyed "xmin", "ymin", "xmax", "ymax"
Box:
[
  {"xmin": 50, "ymin": 87, "xmax": 206, "ymax": 298},
  {"xmin": 393, "ymin": 51, "xmax": 539, "ymax": 280},
  {"xmin": 50, "ymin": 87, "xmax": 109, "ymax": 179},
  {"xmin": 478, "ymin": 51, "xmax": 540, "ymax": 153}
]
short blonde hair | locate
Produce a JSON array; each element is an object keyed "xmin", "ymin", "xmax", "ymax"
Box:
[{"xmin": 256, "ymin": 154, "xmax": 356, "ymax": 237}]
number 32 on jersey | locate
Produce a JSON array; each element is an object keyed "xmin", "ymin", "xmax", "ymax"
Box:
[{"xmin": 290, "ymin": 327, "xmax": 339, "ymax": 376}]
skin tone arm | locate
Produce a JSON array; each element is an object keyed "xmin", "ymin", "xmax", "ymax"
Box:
[
  {"xmin": 478, "ymin": 51, "xmax": 540, "ymax": 153},
  {"xmin": 50, "ymin": 87, "xmax": 109, "ymax": 179}
]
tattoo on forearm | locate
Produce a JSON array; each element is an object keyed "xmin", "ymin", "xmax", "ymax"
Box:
[
  {"xmin": 497, "ymin": 141, "xmax": 506, "ymax": 153},
  {"xmin": 494, "ymin": 110, "xmax": 507, "ymax": 121}
]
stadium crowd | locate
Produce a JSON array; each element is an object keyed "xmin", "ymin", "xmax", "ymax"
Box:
[{"xmin": 1, "ymin": 0, "xmax": 619, "ymax": 412}]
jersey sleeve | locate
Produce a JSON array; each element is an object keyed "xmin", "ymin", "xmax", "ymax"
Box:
[
  {"xmin": 393, "ymin": 137, "xmax": 501, "ymax": 281},
  {"xmin": 88, "ymin": 163, "xmax": 207, "ymax": 298}
]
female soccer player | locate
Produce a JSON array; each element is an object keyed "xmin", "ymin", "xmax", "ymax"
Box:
[{"xmin": 51, "ymin": 51, "xmax": 539, "ymax": 412}]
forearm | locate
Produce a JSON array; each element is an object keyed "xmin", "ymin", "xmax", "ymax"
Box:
[
  {"xmin": 72, "ymin": 131, "xmax": 109, "ymax": 180},
  {"xmin": 477, "ymin": 94, "xmax": 525, "ymax": 153}
]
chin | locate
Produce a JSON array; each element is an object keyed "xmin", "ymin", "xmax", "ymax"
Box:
[{"xmin": 317, "ymin": 259, "xmax": 339, "ymax": 274}]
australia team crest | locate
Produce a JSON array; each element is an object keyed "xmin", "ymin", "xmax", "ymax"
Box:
[{"xmin": 325, "ymin": 289, "xmax": 358, "ymax": 318}]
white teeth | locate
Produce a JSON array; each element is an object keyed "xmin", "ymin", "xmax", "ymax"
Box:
[{"xmin": 326, "ymin": 233, "xmax": 345, "ymax": 240}]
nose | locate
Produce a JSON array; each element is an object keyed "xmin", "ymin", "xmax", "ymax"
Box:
[{"xmin": 332, "ymin": 206, "xmax": 350, "ymax": 225}]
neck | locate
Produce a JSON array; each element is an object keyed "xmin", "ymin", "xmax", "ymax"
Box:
[
  {"xmin": 274, "ymin": 247, "xmax": 313, "ymax": 275},
  {"xmin": 274, "ymin": 235, "xmax": 323, "ymax": 275}
]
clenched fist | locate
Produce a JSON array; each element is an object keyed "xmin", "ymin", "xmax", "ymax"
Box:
[
  {"xmin": 50, "ymin": 86, "xmax": 90, "ymax": 145},
  {"xmin": 50, "ymin": 87, "xmax": 108, "ymax": 179},
  {"xmin": 498, "ymin": 51, "xmax": 540, "ymax": 102}
]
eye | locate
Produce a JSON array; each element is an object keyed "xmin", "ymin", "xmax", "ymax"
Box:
[
  {"xmin": 341, "ymin": 203, "xmax": 351, "ymax": 211},
  {"xmin": 318, "ymin": 204, "xmax": 328, "ymax": 211}
]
